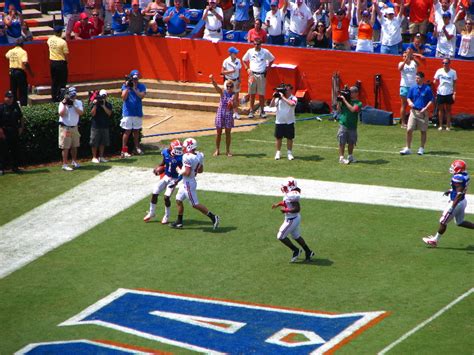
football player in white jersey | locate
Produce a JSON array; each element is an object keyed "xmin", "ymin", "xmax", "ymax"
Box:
[
  {"xmin": 423, "ymin": 160, "xmax": 473, "ymax": 247},
  {"xmin": 170, "ymin": 137, "xmax": 220, "ymax": 230},
  {"xmin": 272, "ymin": 177, "xmax": 315, "ymax": 262}
]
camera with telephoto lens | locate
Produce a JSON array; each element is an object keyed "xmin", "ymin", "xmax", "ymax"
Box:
[
  {"xmin": 125, "ymin": 74, "xmax": 134, "ymax": 88},
  {"xmin": 273, "ymin": 83, "xmax": 287, "ymax": 98},
  {"xmin": 58, "ymin": 88, "xmax": 74, "ymax": 105},
  {"xmin": 96, "ymin": 93, "xmax": 106, "ymax": 105},
  {"xmin": 337, "ymin": 88, "xmax": 351, "ymax": 102}
]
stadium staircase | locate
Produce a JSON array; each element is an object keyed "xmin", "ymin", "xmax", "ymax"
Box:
[{"xmin": 28, "ymin": 79, "xmax": 223, "ymax": 112}]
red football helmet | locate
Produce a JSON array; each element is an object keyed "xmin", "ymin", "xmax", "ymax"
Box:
[
  {"xmin": 281, "ymin": 177, "xmax": 298, "ymax": 193},
  {"xmin": 449, "ymin": 160, "xmax": 467, "ymax": 174},
  {"xmin": 170, "ymin": 139, "xmax": 183, "ymax": 156}
]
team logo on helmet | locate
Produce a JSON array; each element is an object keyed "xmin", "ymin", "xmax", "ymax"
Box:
[
  {"xmin": 183, "ymin": 138, "xmax": 198, "ymax": 152},
  {"xmin": 449, "ymin": 160, "xmax": 467, "ymax": 174},
  {"xmin": 281, "ymin": 177, "xmax": 298, "ymax": 193},
  {"xmin": 170, "ymin": 139, "xmax": 183, "ymax": 156}
]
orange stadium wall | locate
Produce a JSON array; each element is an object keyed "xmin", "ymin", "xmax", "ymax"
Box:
[{"xmin": 0, "ymin": 36, "xmax": 473, "ymax": 115}]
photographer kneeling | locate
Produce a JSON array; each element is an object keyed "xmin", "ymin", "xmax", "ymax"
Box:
[
  {"xmin": 90, "ymin": 89, "xmax": 112, "ymax": 163},
  {"xmin": 336, "ymin": 86, "xmax": 362, "ymax": 164},
  {"xmin": 270, "ymin": 84, "xmax": 297, "ymax": 161}
]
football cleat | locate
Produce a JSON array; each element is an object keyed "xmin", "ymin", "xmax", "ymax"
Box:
[
  {"xmin": 170, "ymin": 139, "xmax": 183, "ymax": 156},
  {"xmin": 183, "ymin": 138, "xmax": 198, "ymax": 153},
  {"xmin": 170, "ymin": 221, "xmax": 183, "ymax": 229},
  {"xmin": 305, "ymin": 251, "xmax": 315, "ymax": 261},
  {"xmin": 161, "ymin": 215, "xmax": 169, "ymax": 224},
  {"xmin": 422, "ymin": 236, "xmax": 438, "ymax": 247},
  {"xmin": 291, "ymin": 249, "xmax": 302, "ymax": 263},
  {"xmin": 449, "ymin": 160, "xmax": 467, "ymax": 174},
  {"xmin": 281, "ymin": 177, "xmax": 298, "ymax": 193},
  {"xmin": 143, "ymin": 211, "xmax": 156, "ymax": 222},
  {"xmin": 213, "ymin": 215, "xmax": 220, "ymax": 230}
]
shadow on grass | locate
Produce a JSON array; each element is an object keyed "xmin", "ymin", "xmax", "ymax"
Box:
[
  {"xmin": 13, "ymin": 168, "xmax": 51, "ymax": 175},
  {"xmin": 436, "ymin": 244, "xmax": 474, "ymax": 252},
  {"xmin": 296, "ymin": 258, "xmax": 334, "ymax": 266},
  {"xmin": 110, "ymin": 158, "xmax": 138, "ymax": 164},
  {"xmin": 356, "ymin": 159, "xmax": 389, "ymax": 165},
  {"xmin": 170, "ymin": 219, "xmax": 237, "ymax": 234},
  {"xmin": 75, "ymin": 165, "xmax": 113, "ymax": 172},
  {"xmin": 228, "ymin": 153, "xmax": 266, "ymax": 158},
  {"xmin": 294, "ymin": 155, "xmax": 324, "ymax": 162},
  {"xmin": 426, "ymin": 151, "xmax": 460, "ymax": 156}
]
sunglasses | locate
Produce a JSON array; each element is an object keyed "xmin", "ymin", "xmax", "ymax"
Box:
[
  {"xmin": 317, "ymin": 24, "xmax": 324, "ymax": 27},
  {"xmin": 443, "ymin": 62, "xmax": 450, "ymax": 65},
  {"xmin": 92, "ymin": 13, "xmax": 98, "ymax": 16},
  {"xmin": 226, "ymin": 84, "xmax": 234, "ymax": 87}
]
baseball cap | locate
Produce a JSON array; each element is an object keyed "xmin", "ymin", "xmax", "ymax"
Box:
[
  {"xmin": 80, "ymin": 12, "xmax": 89, "ymax": 20},
  {"xmin": 67, "ymin": 87, "xmax": 77, "ymax": 97},
  {"xmin": 228, "ymin": 46, "xmax": 239, "ymax": 54},
  {"xmin": 130, "ymin": 69, "xmax": 139, "ymax": 78},
  {"xmin": 99, "ymin": 89, "xmax": 108, "ymax": 96},
  {"xmin": 384, "ymin": 7, "xmax": 395, "ymax": 15},
  {"xmin": 362, "ymin": 10, "xmax": 370, "ymax": 16},
  {"xmin": 442, "ymin": 11, "xmax": 451, "ymax": 18},
  {"xmin": 5, "ymin": 90, "xmax": 13, "ymax": 98},
  {"xmin": 336, "ymin": 8, "xmax": 346, "ymax": 15},
  {"xmin": 270, "ymin": 0, "xmax": 278, "ymax": 6}
]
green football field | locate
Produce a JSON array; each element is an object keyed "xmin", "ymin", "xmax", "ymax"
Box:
[{"xmin": 0, "ymin": 118, "xmax": 473, "ymax": 354}]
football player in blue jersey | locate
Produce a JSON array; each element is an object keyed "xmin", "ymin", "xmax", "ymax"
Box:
[
  {"xmin": 423, "ymin": 160, "xmax": 473, "ymax": 247},
  {"xmin": 144, "ymin": 139, "xmax": 183, "ymax": 224}
]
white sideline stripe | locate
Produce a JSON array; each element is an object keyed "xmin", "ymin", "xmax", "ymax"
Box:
[
  {"xmin": 0, "ymin": 168, "xmax": 472, "ymax": 279},
  {"xmin": 246, "ymin": 139, "xmax": 474, "ymax": 161},
  {"xmin": 378, "ymin": 288, "xmax": 474, "ymax": 354},
  {"xmin": 0, "ymin": 167, "xmax": 156, "ymax": 279}
]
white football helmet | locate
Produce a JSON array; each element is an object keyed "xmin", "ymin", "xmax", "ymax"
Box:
[
  {"xmin": 183, "ymin": 138, "xmax": 198, "ymax": 152},
  {"xmin": 281, "ymin": 177, "xmax": 298, "ymax": 193}
]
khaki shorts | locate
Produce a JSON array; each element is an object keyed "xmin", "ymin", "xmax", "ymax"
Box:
[
  {"xmin": 409, "ymin": 19, "xmax": 429, "ymax": 35},
  {"xmin": 407, "ymin": 109, "xmax": 428, "ymax": 132},
  {"xmin": 59, "ymin": 126, "xmax": 80, "ymax": 149},
  {"xmin": 248, "ymin": 73, "xmax": 266, "ymax": 96}
]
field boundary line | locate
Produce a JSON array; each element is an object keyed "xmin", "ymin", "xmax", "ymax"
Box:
[
  {"xmin": 245, "ymin": 139, "xmax": 474, "ymax": 160},
  {"xmin": 378, "ymin": 287, "xmax": 474, "ymax": 354}
]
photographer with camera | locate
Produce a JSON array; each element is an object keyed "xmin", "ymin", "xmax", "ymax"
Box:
[
  {"xmin": 58, "ymin": 87, "xmax": 84, "ymax": 171},
  {"xmin": 336, "ymin": 86, "xmax": 362, "ymax": 164},
  {"xmin": 90, "ymin": 89, "xmax": 112, "ymax": 163},
  {"xmin": 270, "ymin": 84, "xmax": 297, "ymax": 161},
  {"xmin": 202, "ymin": 0, "xmax": 224, "ymax": 41},
  {"xmin": 120, "ymin": 69, "xmax": 146, "ymax": 158}
]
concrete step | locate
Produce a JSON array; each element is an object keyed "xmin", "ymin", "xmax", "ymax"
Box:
[
  {"xmin": 25, "ymin": 15, "xmax": 53, "ymax": 28},
  {"xmin": 0, "ymin": 2, "xmax": 40, "ymax": 10},
  {"xmin": 34, "ymin": 80, "xmax": 124, "ymax": 95},
  {"xmin": 147, "ymin": 89, "xmax": 221, "ymax": 103},
  {"xmin": 28, "ymin": 88, "xmax": 122, "ymax": 105},
  {"xmin": 30, "ymin": 25, "xmax": 53, "ymax": 36},
  {"xmin": 143, "ymin": 98, "xmax": 218, "ymax": 112},
  {"xmin": 141, "ymin": 79, "xmax": 217, "ymax": 94},
  {"xmin": 20, "ymin": 8, "xmax": 42, "ymax": 19}
]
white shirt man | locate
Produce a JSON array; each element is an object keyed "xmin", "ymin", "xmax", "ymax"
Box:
[
  {"xmin": 58, "ymin": 97, "xmax": 83, "ymax": 126},
  {"xmin": 203, "ymin": 0, "xmax": 224, "ymax": 41},
  {"xmin": 265, "ymin": 5, "xmax": 284, "ymax": 36},
  {"xmin": 275, "ymin": 94, "xmax": 297, "ymax": 124},
  {"xmin": 287, "ymin": 0, "xmax": 313, "ymax": 35},
  {"xmin": 434, "ymin": 0, "xmax": 455, "ymax": 25},
  {"xmin": 379, "ymin": 7, "xmax": 404, "ymax": 46},
  {"xmin": 242, "ymin": 45, "xmax": 275, "ymax": 73},
  {"xmin": 436, "ymin": 21, "xmax": 456, "ymax": 57}
]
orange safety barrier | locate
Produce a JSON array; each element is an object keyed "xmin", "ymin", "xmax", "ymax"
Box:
[{"xmin": 0, "ymin": 36, "xmax": 472, "ymax": 114}]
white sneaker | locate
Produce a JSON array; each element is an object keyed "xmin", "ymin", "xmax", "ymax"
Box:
[
  {"xmin": 339, "ymin": 156, "xmax": 345, "ymax": 164},
  {"xmin": 143, "ymin": 211, "xmax": 156, "ymax": 222},
  {"xmin": 348, "ymin": 155, "xmax": 357, "ymax": 163},
  {"xmin": 72, "ymin": 161, "xmax": 80, "ymax": 168},
  {"xmin": 260, "ymin": 111, "xmax": 267, "ymax": 118},
  {"xmin": 417, "ymin": 147, "xmax": 424, "ymax": 155},
  {"xmin": 248, "ymin": 111, "xmax": 254, "ymax": 119},
  {"xmin": 121, "ymin": 152, "xmax": 132, "ymax": 159},
  {"xmin": 99, "ymin": 157, "xmax": 108, "ymax": 163},
  {"xmin": 438, "ymin": 126, "xmax": 443, "ymax": 131},
  {"xmin": 62, "ymin": 164, "xmax": 73, "ymax": 171},
  {"xmin": 233, "ymin": 112, "xmax": 240, "ymax": 120},
  {"xmin": 400, "ymin": 147, "xmax": 411, "ymax": 155},
  {"xmin": 91, "ymin": 158, "xmax": 100, "ymax": 164},
  {"xmin": 274, "ymin": 151, "xmax": 281, "ymax": 160},
  {"xmin": 287, "ymin": 152, "xmax": 294, "ymax": 160},
  {"xmin": 161, "ymin": 215, "xmax": 169, "ymax": 224},
  {"xmin": 135, "ymin": 148, "xmax": 144, "ymax": 155}
]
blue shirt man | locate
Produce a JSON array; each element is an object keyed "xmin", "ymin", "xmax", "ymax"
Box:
[
  {"xmin": 62, "ymin": 0, "xmax": 83, "ymax": 16},
  {"xmin": 163, "ymin": 0, "xmax": 190, "ymax": 36},
  {"xmin": 235, "ymin": 0, "xmax": 251, "ymax": 22},
  {"xmin": 400, "ymin": 71, "xmax": 433, "ymax": 156}
]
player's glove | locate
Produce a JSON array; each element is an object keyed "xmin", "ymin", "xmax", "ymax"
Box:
[{"xmin": 443, "ymin": 190, "xmax": 451, "ymax": 196}]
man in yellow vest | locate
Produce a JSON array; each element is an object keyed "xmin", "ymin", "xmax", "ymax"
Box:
[
  {"xmin": 5, "ymin": 38, "xmax": 33, "ymax": 106},
  {"xmin": 47, "ymin": 26, "xmax": 69, "ymax": 102}
]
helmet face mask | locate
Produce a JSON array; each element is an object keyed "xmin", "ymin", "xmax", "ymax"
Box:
[
  {"xmin": 170, "ymin": 139, "xmax": 183, "ymax": 156},
  {"xmin": 449, "ymin": 160, "xmax": 467, "ymax": 174}
]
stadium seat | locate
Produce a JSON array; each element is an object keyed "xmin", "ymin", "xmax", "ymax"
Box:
[
  {"xmin": 373, "ymin": 42, "xmax": 381, "ymax": 53},
  {"xmin": 223, "ymin": 30, "xmax": 238, "ymax": 41},
  {"xmin": 188, "ymin": 9, "xmax": 203, "ymax": 24}
]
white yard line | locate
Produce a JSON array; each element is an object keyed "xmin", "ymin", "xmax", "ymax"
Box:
[
  {"xmin": 378, "ymin": 288, "xmax": 474, "ymax": 354},
  {"xmin": 0, "ymin": 168, "xmax": 472, "ymax": 280},
  {"xmin": 246, "ymin": 139, "xmax": 474, "ymax": 161}
]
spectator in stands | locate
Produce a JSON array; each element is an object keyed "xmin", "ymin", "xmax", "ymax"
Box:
[
  {"xmin": 234, "ymin": 0, "xmax": 252, "ymax": 31},
  {"xmin": 90, "ymin": 89, "xmax": 112, "ymax": 163},
  {"xmin": 458, "ymin": 18, "xmax": 474, "ymax": 58},
  {"xmin": 146, "ymin": 19, "xmax": 165, "ymax": 35},
  {"xmin": 307, "ymin": 20, "xmax": 331, "ymax": 47},
  {"xmin": 90, "ymin": 9, "xmax": 105, "ymax": 36},
  {"xmin": 348, "ymin": 0, "xmax": 362, "ymax": 41},
  {"xmin": 48, "ymin": 26, "xmax": 69, "ymax": 102},
  {"xmin": 163, "ymin": 0, "xmax": 190, "ymax": 37},
  {"xmin": 203, "ymin": 0, "xmax": 224, "ymax": 41},
  {"xmin": 58, "ymin": 87, "xmax": 84, "ymax": 171},
  {"xmin": 400, "ymin": 71, "xmax": 433, "ymax": 156},
  {"xmin": 398, "ymin": 48, "xmax": 419, "ymax": 128},
  {"xmin": 222, "ymin": 46, "xmax": 242, "ymax": 119},
  {"xmin": 4, "ymin": 4, "xmax": 23, "ymax": 44},
  {"xmin": 355, "ymin": 4, "xmax": 376, "ymax": 52},
  {"xmin": 264, "ymin": 0, "xmax": 285, "ymax": 45},
  {"xmin": 253, "ymin": 0, "xmax": 262, "ymax": 23},
  {"xmin": 5, "ymin": 38, "xmax": 33, "ymax": 106},
  {"xmin": 0, "ymin": 90, "xmax": 24, "ymax": 174},
  {"xmin": 433, "ymin": 0, "xmax": 455, "ymax": 25},
  {"xmin": 85, "ymin": 0, "xmax": 103, "ymax": 18},
  {"xmin": 103, "ymin": 0, "xmax": 116, "ymax": 30},
  {"xmin": 406, "ymin": 0, "xmax": 433, "ymax": 39},
  {"xmin": 140, "ymin": 0, "xmax": 152, "ymax": 11},
  {"xmin": 433, "ymin": 58, "xmax": 457, "ymax": 130},
  {"xmin": 0, "ymin": 20, "xmax": 8, "ymax": 45},
  {"xmin": 21, "ymin": 21, "xmax": 33, "ymax": 41},
  {"xmin": 3, "ymin": 0, "xmax": 21, "ymax": 14},
  {"xmin": 453, "ymin": 0, "xmax": 471, "ymax": 33},
  {"xmin": 329, "ymin": 1, "xmax": 352, "ymax": 50},
  {"xmin": 376, "ymin": 4, "xmax": 404, "ymax": 55},
  {"xmin": 143, "ymin": 0, "xmax": 167, "ymax": 30},
  {"xmin": 285, "ymin": 0, "xmax": 314, "ymax": 47},
  {"xmin": 120, "ymin": 69, "xmax": 146, "ymax": 158},
  {"xmin": 220, "ymin": 0, "xmax": 234, "ymax": 30},
  {"xmin": 210, "ymin": 74, "xmax": 235, "ymax": 157},
  {"xmin": 248, "ymin": 18, "xmax": 268, "ymax": 42},
  {"xmin": 127, "ymin": 0, "xmax": 145, "ymax": 34},
  {"xmin": 63, "ymin": 0, "xmax": 84, "ymax": 41},
  {"xmin": 73, "ymin": 12, "xmax": 95, "ymax": 39},
  {"xmin": 409, "ymin": 32, "xmax": 426, "ymax": 57},
  {"xmin": 242, "ymin": 38, "xmax": 275, "ymax": 118},
  {"xmin": 434, "ymin": 11, "xmax": 456, "ymax": 57},
  {"xmin": 112, "ymin": 0, "xmax": 129, "ymax": 34}
]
